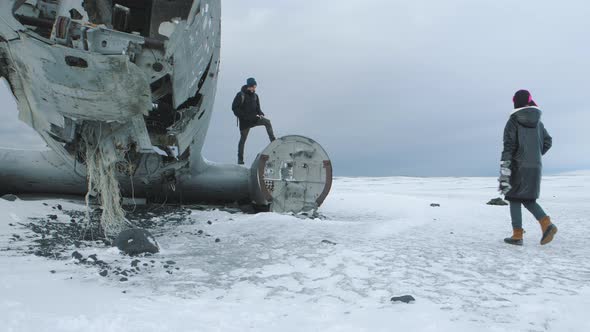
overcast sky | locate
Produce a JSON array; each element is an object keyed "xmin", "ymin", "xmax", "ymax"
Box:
[{"xmin": 2, "ymin": 0, "xmax": 589, "ymax": 176}]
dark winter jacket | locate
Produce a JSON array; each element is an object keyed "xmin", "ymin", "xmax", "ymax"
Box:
[
  {"xmin": 232, "ymin": 86, "xmax": 264, "ymax": 130},
  {"xmin": 501, "ymin": 106, "xmax": 552, "ymax": 202}
]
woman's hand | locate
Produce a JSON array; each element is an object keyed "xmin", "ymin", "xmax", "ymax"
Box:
[{"xmin": 498, "ymin": 161, "xmax": 512, "ymax": 195}]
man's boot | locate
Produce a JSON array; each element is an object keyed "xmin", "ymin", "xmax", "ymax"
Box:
[
  {"xmin": 539, "ymin": 216, "xmax": 557, "ymax": 245},
  {"xmin": 504, "ymin": 228, "xmax": 524, "ymax": 246}
]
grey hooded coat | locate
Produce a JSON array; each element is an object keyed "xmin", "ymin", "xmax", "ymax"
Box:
[{"xmin": 501, "ymin": 107, "xmax": 552, "ymax": 202}]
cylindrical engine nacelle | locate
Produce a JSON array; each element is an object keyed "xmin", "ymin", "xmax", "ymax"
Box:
[{"xmin": 249, "ymin": 135, "xmax": 333, "ymax": 213}]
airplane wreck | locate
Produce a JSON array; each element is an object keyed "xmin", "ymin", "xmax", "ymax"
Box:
[{"xmin": 0, "ymin": 0, "xmax": 332, "ymax": 236}]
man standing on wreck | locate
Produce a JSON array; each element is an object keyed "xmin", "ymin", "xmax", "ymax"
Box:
[{"xmin": 232, "ymin": 78, "xmax": 276, "ymax": 165}]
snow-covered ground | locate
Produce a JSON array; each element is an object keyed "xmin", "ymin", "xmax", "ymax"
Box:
[{"xmin": 1, "ymin": 174, "xmax": 589, "ymax": 332}]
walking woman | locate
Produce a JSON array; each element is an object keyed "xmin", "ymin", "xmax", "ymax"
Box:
[{"xmin": 499, "ymin": 90, "xmax": 557, "ymax": 245}]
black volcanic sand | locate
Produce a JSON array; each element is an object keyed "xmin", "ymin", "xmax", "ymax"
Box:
[
  {"xmin": 7, "ymin": 204, "xmax": 216, "ymax": 282},
  {"xmin": 7, "ymin": 202, "xmax": 324, "ymax": 283}
]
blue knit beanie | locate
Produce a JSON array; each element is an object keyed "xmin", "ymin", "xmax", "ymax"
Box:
[{"xmin": 246, "ymin": 77, "xmax": 257, "ymax": 87}]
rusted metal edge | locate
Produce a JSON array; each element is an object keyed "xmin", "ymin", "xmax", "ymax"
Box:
[
  {"xmin": 144, "ymin": 37, "xmax": 165, "ymax": 50},
  {"xmin": 257, "ymin": 154, "xmax": 273, "ymax": 202},
  {"xmin": 316, "ymin": 160, "xmax": 333, "ymax": 206},
  {"xmin": 15, "ymin": 15, "xmax": 54, "ymax": 29}
]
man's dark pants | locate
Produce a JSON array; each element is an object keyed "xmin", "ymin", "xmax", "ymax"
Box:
[{"xmin": 238, "ymin": 117, "xmax": 275, "ymax": 164}]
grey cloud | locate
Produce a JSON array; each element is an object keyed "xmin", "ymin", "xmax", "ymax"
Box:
[
  {"xmin": 1, "ymin": 1, "xmax": 589, "ymax": 176},
  {"xmin": 203, "ymin": 0, "xmax": 590, "ymax": 175}
]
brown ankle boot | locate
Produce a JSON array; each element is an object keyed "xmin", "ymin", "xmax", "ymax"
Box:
[
  {"xmin": 504, "ymin": 228, "xmax": 524, "ymax": 246},
  {"xmin": 539, "ymin": 216, "xmax": 557, "ymax": 245}
]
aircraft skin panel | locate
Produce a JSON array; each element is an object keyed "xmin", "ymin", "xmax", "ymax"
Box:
[
  {"xmin": 168, "ymin": 0, "xmax": 221, "ymax": 109},
  {"xmin": 5, "ymin": 34, "xmax": 152, "ymax": 124},
  {"xmin": 0, "ymin": 1, "xmax": 23, "ymax": 41},
  {"xmin": 176, "ymin": 51, "xmax": 220, "ymax": 158}
]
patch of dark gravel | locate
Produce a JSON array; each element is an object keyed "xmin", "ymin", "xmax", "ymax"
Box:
[{"xmin": 10, "ymin": 204, "xmax": 203, "ymax": 282}]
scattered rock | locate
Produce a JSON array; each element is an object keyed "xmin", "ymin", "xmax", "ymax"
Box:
[
  {"xmin": 1, "ymin": 194, "xmax": 19, "ymax": 202},
  {"xmin": 207, "ymin": 221, "xmax": 212, "ymax": 225},
  {"xmin": 50, "ymin": 270, "xmax": 56, "ymax": 274},
  {"xmin": 321, "ymin": 240, "xmax": 337, "ymax": 245},
  {"xmin": 14, "ymin": 206, "xmax": 197, "ymax": 283},
  {"xmin": 120, "ymin": 277, "xmax": 128, "ymax": 282},
  {"xmin": 57, "ymin": 205, "xmax": 63, "ymax": 210},
  {"xmin": 430, "ymin": 203, "xmax": 441, "ymax": 207},
  {"xmin": 197, "ymin": 230, "xmax": 204, "ymax": 235},
  {"xmin": 215, "ymin": 238, "xmax": 221, "ymax": 243},
  {"xmin": 487, "ymin": 198, "xmax": 508, "ymax": 206},
  {"xmin": 391, "ymin": 295, "xmax": 416, "ymax": 304},
  {"xmin": 114, "ymin": 229, "xmax": 159, "ymax": 256}
]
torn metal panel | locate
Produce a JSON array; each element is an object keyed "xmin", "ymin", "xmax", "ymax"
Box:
[
  {"xmin": 82, "ymin": 0, "xmax": 112, "ymax": 26},
  {"xmin": 14, "ymin": 1, "xmax": 41, "ymax": 19},
  {"xmin": 167, "ymin": 0, "xmax": 220, "ymax": 108},
  {"xmin": 130, "ymin": 115, "xmax": 154, "ymax": 153},
  {"xmin": 173, "ymin": 52, "xmax": 219, "ymax": 155},
  {"xmin": 133, "ymin": 47, "xmax": 170, "ymax": 84},
  {"xmin": 84, "ymin": 27, "xmax": 145, "ymax": 55},
  {"xmin": 0, "ymin": 1, "xmax": 25, "ymax": 40},
  {"xmin": 7, "ymin": 34, "xmax": 152, "ymax": 123},
  {"xmin": 36, "ymin": 0, "xmax": 59, "ymax": 19},
  {"xmin": 149, "ymin": 0, "xmax": 194, "ymax": 40},
  {"xmin": 56, "ymin": 0, "xmax": 88, "ymax": 21},
  {"xmin": 0, "ymin": 40, "xmax": 60, "ymax": 133}
]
